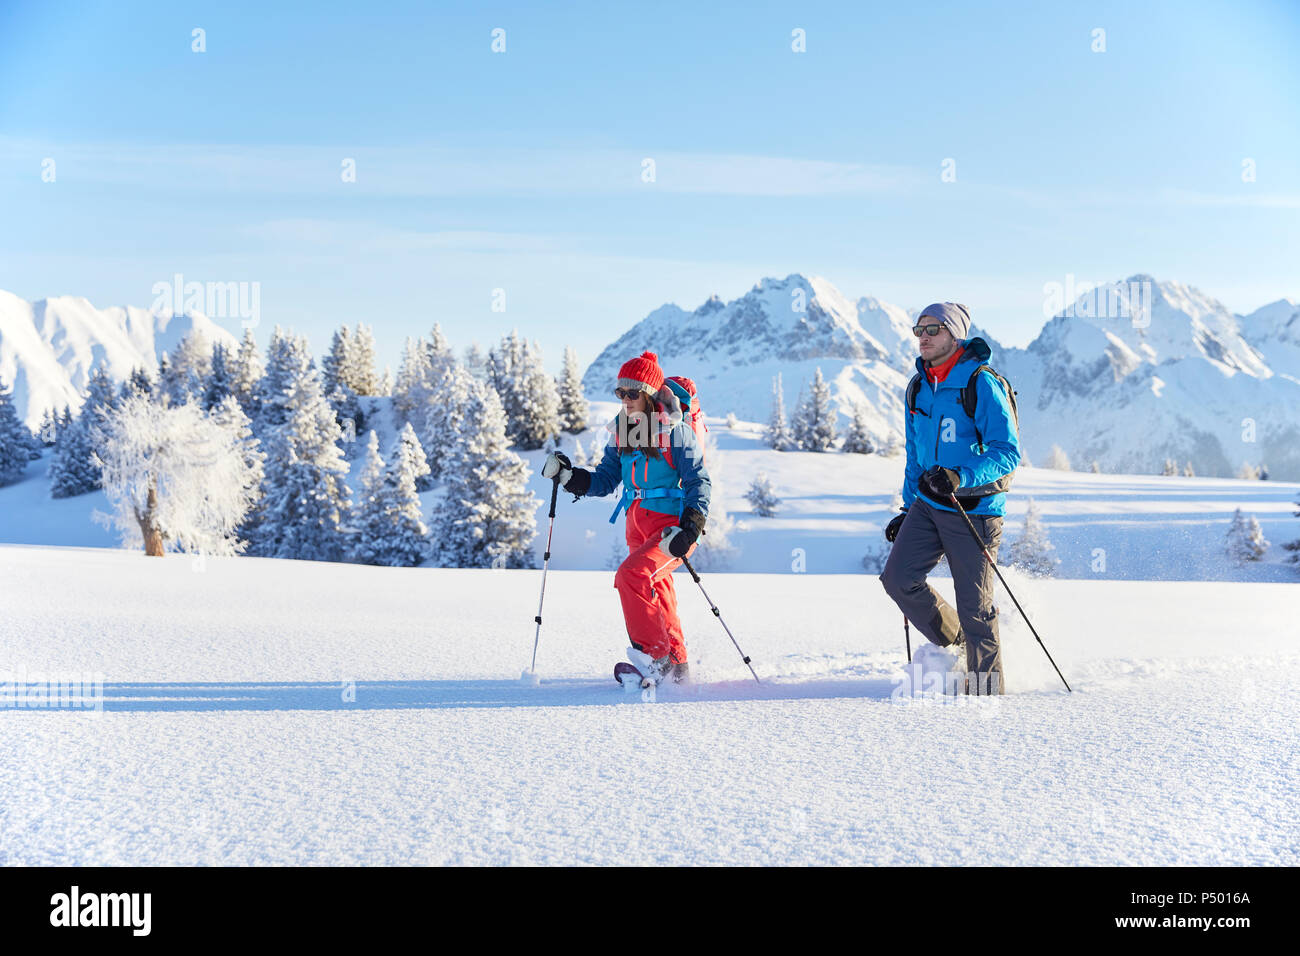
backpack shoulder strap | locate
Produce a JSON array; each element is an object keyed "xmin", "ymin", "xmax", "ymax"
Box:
[
  {"xmin": 905, "ymin": 372, "xmax": 923, "ymax": 414},
  {"xmin": 959, "ymin": 364, "xmax": 1019, "ymax": 448},
  {"xmin": 959, "ymin": 364, "xmax": 994, "ymax": 421}
]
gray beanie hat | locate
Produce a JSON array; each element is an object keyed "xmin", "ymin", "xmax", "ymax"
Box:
[{"xmin": 919, "ymin": 302, "xmax": 971, "ymax": 341}]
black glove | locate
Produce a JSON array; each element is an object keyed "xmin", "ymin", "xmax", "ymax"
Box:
[
  {"xmin": 884, "ymin": 510, "xmax": 907, "ymax": 543},
  {"xmin": 920, "ymin": 466, "xmax": 961, "ymax": 499},
  {"xmin": 660, "ymin": 507, "xmax": 706, "ymax": 559},
  {"xmin": 563, "ymin": 467, "xmax": 591, "ymax": 496}
]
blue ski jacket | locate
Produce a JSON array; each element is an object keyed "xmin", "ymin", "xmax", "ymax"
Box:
[
  {"xmin": 585, "ymin": 394, "xmax": 711, "ymax": 525},
  {"xmin": 903, "ymin": 337, "xmax": 1021, "ymax": 517}
]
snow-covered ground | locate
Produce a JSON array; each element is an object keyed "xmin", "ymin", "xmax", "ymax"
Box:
[{"xmin": 2, "ymin": 542, "xmax": 1296, "ymax": 865}]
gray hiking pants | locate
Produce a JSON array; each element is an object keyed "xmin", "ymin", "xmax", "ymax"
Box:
[{"xmin": 879, "ymin": 496, "xmax": 1005, "ymax": 691}]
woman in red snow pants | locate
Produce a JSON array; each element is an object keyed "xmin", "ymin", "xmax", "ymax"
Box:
[{"xmin": 541, "ymin": 350, "xmax": 712, "ymax": 685}]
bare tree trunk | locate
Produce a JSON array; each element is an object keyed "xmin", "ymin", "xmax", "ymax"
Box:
[{"xmin": 137, "ymin": 481, "xmax": 165, "ymax": 557}]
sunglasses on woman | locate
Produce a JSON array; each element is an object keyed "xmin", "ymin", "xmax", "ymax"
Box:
[
  {"xmin": 912, "ymin": 323, "xmax": 947, "ymax": 338},
  {"xmin": 614, "ymin": 387, "xmax": 646, "ymax": 401}
]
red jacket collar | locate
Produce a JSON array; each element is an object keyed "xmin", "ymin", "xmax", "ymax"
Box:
[{"xmin": 925, "ymin": 345, "xmax": 965, "ymax": 384}]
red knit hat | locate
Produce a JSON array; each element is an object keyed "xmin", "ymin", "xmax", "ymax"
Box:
[{"xmin": 616, "ymin": 350, "xmax": 664, "ymax": 395}]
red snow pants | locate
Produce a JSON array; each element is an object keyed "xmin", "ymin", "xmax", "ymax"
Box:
[{"xmin": 613, "ymin": 502, "xmax": 694, "ymax": 663}]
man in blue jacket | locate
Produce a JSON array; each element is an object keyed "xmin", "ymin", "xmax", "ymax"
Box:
[{"xmin": 879, "ymin": 302, "xmax": 1021, "ymax": 694}]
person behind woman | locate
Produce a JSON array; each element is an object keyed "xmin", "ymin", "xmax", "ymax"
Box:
[{"xmin": 542, "ymin": 351, "xmax": 710, "ymax": 685}]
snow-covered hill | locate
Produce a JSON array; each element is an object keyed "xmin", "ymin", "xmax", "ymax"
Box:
[
  {"xmin": 0, "ymin": 290, "xmax": 239, "ymax": 428},
  {"xmin": 585, "ymin": 273, "xmax": 1300, "ymax": 480}
]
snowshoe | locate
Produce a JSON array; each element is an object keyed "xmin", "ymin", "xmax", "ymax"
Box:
[
  {"xmin": 614, "ymin": 662, "xmax": 644, "ymax": 690},
  {"xmin": 907, "ymin": 641, "xmax": 966, "ymax": 696}
]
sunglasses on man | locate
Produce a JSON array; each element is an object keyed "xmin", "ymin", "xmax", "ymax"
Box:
[{"xmin": 912, "ymin": 323, "xmax": 948, "ymax": 338}]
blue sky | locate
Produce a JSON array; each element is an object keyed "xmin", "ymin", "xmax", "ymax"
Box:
[{"xmin": 2, "ymin": 0, "xmax": 1297, "ymax": 373}]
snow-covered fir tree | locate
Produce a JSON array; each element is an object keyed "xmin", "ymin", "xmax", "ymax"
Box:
[
  {"xmin": 487, "ymin": 334, "xmax": 559, "ymax": 450},
  {"xmin": 320, "ymin": 326, "xmax": 368, "ymax": 443},
  {"xmin": 323, "ymin": 323, "xmax": 380, "ymax": 398},
  {"xmin": 393, "ymin": 335, "xmax": 434, "ymax": 425},
  {"xmin": 36, "ymin": 406, "xmax": 59, "ymax": 447},
  {"xmin": 426, "ymin": 324, "xmax": 456, "ymax": 382},
  {"xmin": 791, "ymin": 368, "xmax": 836, "ymax": 452},
  {"xmin": 1090, "ymin": 460, "xmax": 1102, "ymax": 474},
  {"xmin": 350, "ymin": 427, "xmax": 431, "ymax": 567},
  {"xmin": 1224, "ymin": 508, "xmax": 1269, "ymax": 565},
  {"xmin": 764, "ymin": 373, "xmax": 793, "ymax": 451},
  {"xmin": 1045, "ymin": 444, "xmax": 1072, "ymax": 471},
  {"xmin": 203, "ymin": 342, "xmax": 235, "ymax": 411},
  {"xmin": 725, "ymin": 412, "xmax": 738, "ymax": 430},
  {"xmin": 861, "ymin": 542, "xmax": 892, "ymax": 574},
  {"xmin": 463, "ymin": 342, "xmax": 487, "ymax": 381},
  {"xmin": 121, "ymin": 366, "xmax": 155, "ymax": 403},
  {"xmin": 556, "ymin": 346, "xmax": 589, "ymax": 434},
  {"xmin": 517, "ymin": 339, "xmax": 561, "ymax": 450},
  {"xmin": 1161, "ymin": 457, "xmax": 1179, "ymax": 476},
  {"xmin": 254, "ymin": 327, "xmax": 314, "ymax": 433},
  {"xmin": 415, "ymin": 362, "xmax": 475, "ymax": 483},
  {"xmin": 1183, "ymin": 461, "xmax": 1196, "ymax": 477},
  {"xmin": 159, "ymin": 330, "xmax": 212, "ymax": 406},
  {"xmin": 350, "ymin": 325, "xmax": 381, "ymax": 396},
  {"xmin": 841, "ymin": 402, "xmax": 876, "ymax": 454},
  {"xmin": 209, "ymin": 394, "xmax": 265, "ymax": 552},
  {"xmin": 48, "ymin": 364, "xmax": 119, "ymax": 497},
  {"xmin": 0, "ymin": 378, "xmax": 39, "ymax": 485},
  {"xmin": 321, "ymin": 326, "xmax": 353, "ymax": 398},
  {"xmin": 606, "ymin": 527, "xmax": 629, "ymax": 572},
  {"xmin": 744, "ymin": 471, "xmax": 780, "ymax": 517},
  {"xmin": 1284, "ymin": 496, "xmax": 1300, "ymax": 570},
  {"xmin": 391, "ymin": 420, "xmax": 433, "ymax": 495},
  {"xmin": 232, "ymin": 328, "xmax": 263, "ymax": 417},
  {"xmin": 485, "ymin": 330, "xmax": 526, "ymax": 436},
  {"xmin": 1004, "ymin": 498, "xmax": 1060, "ymax": 577},
  {"xmin": 246, "ymin": 348, "xmax": 352, "ymax": 562},
  {"xmin": 92, "ymin": 394, "xmax": 260, "ymax": 556},
  {"xmin": 430, "ymin": 380, "xmax": 538, "ymax": 569}
]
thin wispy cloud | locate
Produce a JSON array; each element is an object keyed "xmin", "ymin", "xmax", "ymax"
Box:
[{"xmin": 0, "ymin": 138, "xmax": 924, "ymax": 198}]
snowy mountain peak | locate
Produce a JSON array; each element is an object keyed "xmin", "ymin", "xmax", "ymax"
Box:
[
  {"xmin": 0, "ymin": 289, "xmax": 240, "ymax": 428},
  {"xmin": 582, "ymin": 274, "xmax": 915, "ymax": 443},
  {"xmin": 1032, "ymin": 275, "xmax": 1269, "ymax": 378},
  {"xmin": 1240, "ymin": 298, "xmax": 1300, "ymax": 345}
]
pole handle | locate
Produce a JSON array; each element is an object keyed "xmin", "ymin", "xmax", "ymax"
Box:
[{"xmin": 548, "ymin": 475, "xmax": 560, "ymax": 518}]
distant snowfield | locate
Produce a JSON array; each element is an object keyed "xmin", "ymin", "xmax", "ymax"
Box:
[
  {"xmin": 2, "ymin": 543, "xmax": 1297, "ymax": 865},
  {"xmin": 3, "ymin": 405, "xmax": 1299, "ymax": 582}
]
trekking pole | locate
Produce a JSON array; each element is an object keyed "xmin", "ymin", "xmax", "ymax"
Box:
[
  {"xmin": 680, "ymin": 555, "xmax": 760, "ymax": 684},
  {"xmin": 948, "ymin": 493, "xmax": 1071, "ymax": 692},
  {"xmin": 529, "ymin": 476, "xmax": 561, "ymax": 675},
  {"xmin": 904, "ymin": 615, "xmax": 912, "ymax": 662}
]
